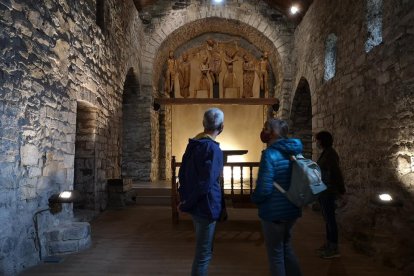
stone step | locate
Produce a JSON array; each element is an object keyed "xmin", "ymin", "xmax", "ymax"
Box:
[
  {"xmin": 134, "ymin": 195, "xmax": 171, "ymax": 206},
  {"xmin": 132, "ymin": 187, "xmax": 171, "ymax": 197},
  {"xmin": 129, "ymin": 187, "xmax": 255, "ymax": 206},
  {"xmin": 131, "ymin": 187, "xmax": 172, "ymax": 206}
]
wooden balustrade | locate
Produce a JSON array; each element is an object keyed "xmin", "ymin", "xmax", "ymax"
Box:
[{"xmin": 171, "ymin": 156, "xmax": 260, "ymax": 224}]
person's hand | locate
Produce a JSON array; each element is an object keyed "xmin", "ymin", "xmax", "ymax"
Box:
[
  {"xmin": 177, "ymin": 202, "xmax": 183, "ymax": 214},
  {"xmin": 177, "ymin": 201, "xmax": 187, "ymax": 216}
]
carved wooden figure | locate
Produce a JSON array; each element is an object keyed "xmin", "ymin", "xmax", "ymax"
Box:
[
  {"xmin": 242, "ymin": 54, "xmax": 255, "ymax": 98},
  {"xmin": 206, "ymin": 39, "xmax": 222, "ymax": 85},
  {"xmin": 258, "ymin": 51, "xmax": 269, "ymax": 98},
  {"xmin": 165, "ymin": 51, "xmax": 177, "ymax": 97},
  {"xmin": 194, "ymin": 56, "xmax": 211, "ymax": 98},
  {"xmin": 178, "ymin": 53, "xmax": 191, "ymax": 98},
  {"xmin": 223, "ymin": 49, "xmax": 239, "ymax": 98}
]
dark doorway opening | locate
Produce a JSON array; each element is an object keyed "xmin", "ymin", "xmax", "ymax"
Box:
[{"xmin": 290, "ymin": 78, "xmax": 312, "ymax": 158}]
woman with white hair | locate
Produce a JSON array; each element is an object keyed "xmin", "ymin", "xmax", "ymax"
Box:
[
  {"xmin": 178, "ymin": 108, "xmax": 224, "ymax": 276},
  {"xmin": 252, "ymin": 118, "xmax": 303, "ymax": 276}
]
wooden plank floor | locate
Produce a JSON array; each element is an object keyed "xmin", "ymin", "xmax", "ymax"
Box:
[{"xmin": 21, "ymin": 206, "xmax": 404, "ymax": 276}]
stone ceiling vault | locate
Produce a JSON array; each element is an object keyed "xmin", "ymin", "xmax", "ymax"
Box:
[{"xmin": 133, "ymin": 0, "xmax": 314, "ymax": 22}]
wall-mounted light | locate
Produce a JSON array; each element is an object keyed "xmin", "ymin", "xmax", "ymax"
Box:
[
  {"xmin": 371, "ymin": 192, "xmax": 403, "ymax": 207},
  {"xmin": 290, "ymin": 5, "xmax": 300, "ymax": 15},
  {"xmin": 48, "ymin": 190, "xmax": 82, "ymax": 214},
  {"xmin": 213, "ymin": 0, "xmax": 224, "ymax": 4},
  {"xmin": 153, "ymin": 102, "xmax": 161, "ymax": 112},
  {"xmin": 272, "ymin": 98, "xmax": 280, "ymax": 112}
]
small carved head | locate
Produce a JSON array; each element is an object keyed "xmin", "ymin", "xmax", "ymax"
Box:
[
  {"xmin": 182, "ymin": 53, "xmax": 188, "ymax": 61},
  {"xmin": 206, "ymin": 39, "xmax": 215, "ymax": 47}
]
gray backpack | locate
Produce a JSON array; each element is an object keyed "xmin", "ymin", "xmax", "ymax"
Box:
[{"xmin": 273, "ymin": 154, "xmax": 327, "ymax": 208}]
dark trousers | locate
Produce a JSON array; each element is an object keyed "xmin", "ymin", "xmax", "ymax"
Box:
[{"xmin": 318, "ymin": 193, "xmax": 338, "ymax": 248}]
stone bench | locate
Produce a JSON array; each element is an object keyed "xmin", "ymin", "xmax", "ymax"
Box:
[{"xmin": 44, "ymin": 222, "xmax": 91, "ymax": 257}]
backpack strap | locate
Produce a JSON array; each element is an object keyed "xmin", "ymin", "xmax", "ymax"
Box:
[
  {"xmin": 291, "ymin": 154, "xmax": 305, "ymax": 161},
  {"xmin": 273, "ymin": 154, "xmax": 303, "ymax": 193},
  {"xmin": 273, "ymin": 182, "xmax": 287, "ymax": 194}
]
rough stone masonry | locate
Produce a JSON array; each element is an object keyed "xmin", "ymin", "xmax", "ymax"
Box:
[{"xmin": 0, "ymin": 0, "xmax": 414, "ymax": 275}]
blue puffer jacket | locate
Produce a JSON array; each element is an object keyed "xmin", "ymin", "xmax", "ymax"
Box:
[
  {"xmin": 178, "ymin": 135, "xmax": 224, "ymax": 220},
  {"xmin": 252, "ymin": 138, "xmax": 303, "ymax": 221}
]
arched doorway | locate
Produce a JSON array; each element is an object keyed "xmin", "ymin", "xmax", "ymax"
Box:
[{"xmin": 290, "ymin": 78, "xmax": 312, "ymax": 158}]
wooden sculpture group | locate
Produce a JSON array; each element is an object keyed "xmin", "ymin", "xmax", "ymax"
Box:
[{"xmin": 165, "ymin": 39, "xmax": 270, "ymax": 99}]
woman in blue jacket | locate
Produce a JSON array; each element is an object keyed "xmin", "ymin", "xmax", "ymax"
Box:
[{"xmin": 252, "ymin": 119, "xmax": 303, "ymax": 276}]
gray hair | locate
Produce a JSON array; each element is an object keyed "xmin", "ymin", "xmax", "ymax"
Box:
[
  {"xmin": 267, "ymin": 118, "xmax": 289, "ymax": 138},
  {"xmin": 203, "ymin": 108, "xmax": 224, "ymax": 131}
]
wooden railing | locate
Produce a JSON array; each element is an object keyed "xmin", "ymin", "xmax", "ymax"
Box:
[{"xmin": 171, "ymin": 156, "xmax": 260, "ymax": 224}]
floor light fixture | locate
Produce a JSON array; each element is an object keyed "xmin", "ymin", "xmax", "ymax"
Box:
[{"xmin": 371, "ymin": 192, "xmax": 403, "ymax": 207}]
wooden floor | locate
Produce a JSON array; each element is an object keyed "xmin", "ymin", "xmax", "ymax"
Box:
[{"xmin": 21, "ymin": 206, "xmax": 404, "ymax": 276}]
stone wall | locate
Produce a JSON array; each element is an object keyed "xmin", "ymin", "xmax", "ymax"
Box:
[
  {"xmin": 0, "ymin": 0, "xmax": 144, "ymax": 274},
  {"xmin": 293, "ymin": 0, "xmax": 414, "ymax": 271},
  {"xmin": 74, "ymin": 101, "xmax": 98, "ymax": 210}
]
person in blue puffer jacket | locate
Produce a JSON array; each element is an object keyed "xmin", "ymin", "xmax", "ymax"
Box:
[
  {"xmin": 178, "ymin": 107, "xmax": 224, "ymax": 276},
  {"xmin": 252, "ymin": 118, "xmax": 303, "ymax": 276}
]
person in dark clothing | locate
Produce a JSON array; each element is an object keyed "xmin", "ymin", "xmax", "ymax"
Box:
[
  {"xmin": 178, "ymin": 108, "xmax": 224, "ymax": 276},
  {"xmin": 315, "ymin": 131, "xmax": 345, "ymax": 259},
  {"xmin": 252, "ymin": 119, "xmax": 303, "ymax": 276}
]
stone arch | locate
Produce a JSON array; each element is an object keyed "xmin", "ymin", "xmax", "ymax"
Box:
[
  {"xmin": 291, "ymin": 59, "xmax": 319, "ymax": 112},
  {"xmin": 148, "ymin": 17, "xmax": 291, "ymax": 99},
  {"xmin": 290, "ymin": 77, "xmax": 312, "ymax": 158},
  {"xmin": 121, "ymin": 68, "xmax": 141, "ymax": 180},
  {"xmin": 141, "ymin": 1, "xmax": 295, "ymax": 100},
  {"xmin": 74, "ymin": 100, "xmax": 98, "ymax": 210}
]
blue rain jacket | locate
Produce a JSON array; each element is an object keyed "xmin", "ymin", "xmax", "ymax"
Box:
[
  {"xmin": 252, "ymin": 138, "xmax": 303, "ymax": 221},
  {"xmin": 178, "ymin": 135, "xmax": 224, "ymax": 220}
]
